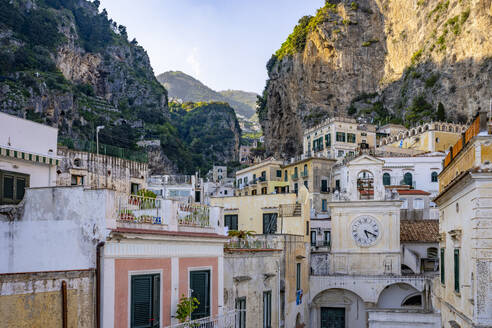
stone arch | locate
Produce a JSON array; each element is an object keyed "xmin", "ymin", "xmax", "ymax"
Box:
[
  {"xmin": 405, "ymin": 131, "xmax": 410, "ymax": 137},
  {"xmin": 410, "ymin": 128, "xmax": 417, "ymax": 136},
  {"xmin": 417, "ymin": 126, "xmax": 423, "ymax": 133},
  {"xmin": 397, "ymin": 132, "xmax": 405, "ymax": 140},
  {"xmin": 382, "ymin": 138, "xmax": 388, "ymax": 145},
  {"xmin": 441, "ymin": 123, "xmax": 446, "ymax": 131},
  {"xmin": 424, "ymin": 124, "xmax": 430, "ymax": 131},
  {"xmin": 311, "ymin": 288, "xmax": 366, "ymax": 328},
  {"xmin": 377, "ymin": 283, "xmax": 422, "ymax": 309}
]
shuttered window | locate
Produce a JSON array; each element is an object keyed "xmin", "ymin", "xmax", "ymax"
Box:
[
  {"xmin": 190, "ymin": 270, "xmax": 210, "ymax": 320},
  {"xmin": 0, "ymin": 170, "xmax": 29, "ymax": 205},
  {"xmin": 235, "ymin": 297, "xmax": 246, "ymax": 328},
  {"xmin": 224, "ymin": 215, "xmax": 238, "ymax": 230},
  {"xmin": 131, "ymin": 274, "xmax": 160, "ymax": 328},
  {"xmin": 296, "ymin": 263, "xmax": 301, "ymax": 291},
  {"xmin": 263, "ymin": 213, "xmax": 277, "ymax": 234},
  {"xmin": 440, "ymin": 248, "xmax": 445, "ymax": 284},
  {"xmin": 263, "ymin": 291, "xmax": 272, "ymax": 328},
  {"xmin": 454, "ymin": 249, "xmax": 460, "ymax": 293}
]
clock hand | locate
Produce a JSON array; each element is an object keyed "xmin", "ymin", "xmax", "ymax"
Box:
[
  {"xmin": 364, "ymin": 230, "xmax": 369, "ymax": 238},
  {"xmin": 365, "ymin": 230, "xmax": 377, "ymax": 237}
]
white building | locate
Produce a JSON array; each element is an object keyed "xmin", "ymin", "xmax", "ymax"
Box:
[
  {"xmin": 0, "ymin": 112, "xmax": 60, "ymax": 204},
  {"xmin": 147, "ymin": 174, "xmax": 202, "ymax": 203}
]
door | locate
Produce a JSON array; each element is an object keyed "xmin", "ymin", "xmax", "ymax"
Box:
[
  {"xmin": 320, "ymin": 307, "xmax": 345, "ymax": 328},
  {"xmin": 131, "ymin": 274, "xmax": 160, "ymax": 328},
  {"xmin": 190, "ymin": 270, "xmax": 210, "ymax": 320}
]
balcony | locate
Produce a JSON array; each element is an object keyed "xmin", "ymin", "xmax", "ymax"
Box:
[
  {"xmin": 311, "ymin": 240, "xmax": 331, "ymax": 249},
  {"xmin": 118, "ymin": 194, "xmax": 163, "ymax": 224},
  {"xmin": 166, "ymin": 309, "xmax": 244, "ymax": 328},
  {"xmin": 301, "ymin": 171, "xmax": 308, "ymax": 178},
  {"xmin": 225, "ymin": 236, "xmax": 281, "ymax": 250},
  {"xmin": 291, "ymin": 173, "xmax": 299, "ymax": 181},
  {"xmin": 178, "ymin": 203, "xmax": 210, "ymax": 227}
]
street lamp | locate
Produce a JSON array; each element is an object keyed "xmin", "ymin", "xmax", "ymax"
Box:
[{"xmin": 96, "ymin": 125, "xmax": 105, "ymax": 156}]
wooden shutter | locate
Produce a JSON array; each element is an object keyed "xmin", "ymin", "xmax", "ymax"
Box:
[
  {"xmin": 440, "ymin": 248, "xmax": 445, "ymax": 284},
  {"xmin": 190, "ymin": 270, "xmax": 210, "ymax": 320},
  {"xmin": 454, "ymin": 249, "xmax": 460, "ymax": 293},
  {"xmin": 131, "ymin": 275, "xmax": 153, "ymax": 328},
  {"xmin": 296, "ymin": 263, "xmax": 301, "ymax": 290},
  {"xmin": 263, "ymin": 291, "xmax": 271, "ymax": 328}
]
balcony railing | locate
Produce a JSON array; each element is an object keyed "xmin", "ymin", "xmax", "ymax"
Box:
[
  {"xmin": 178, "ymin": 203, "xmax": 210, "ymax": 227},
  {"xmin": 225, "ymin": 236, "xmax": 280, "ymax": 250},
  {"xmin": 118, "ymin": 194, "xmax": 163, "ymax": 224},
  {"xmin": 166, "ymin": 309, "xmax": 244, "ymax": 328},
  {"xmin": 301, "ymin": 171, "xmax": 308, "ymax": 178},
  {"xmin": 311, "ymin": 240, "xmax": 331, "ymax": 249},
  {"xmin": 291, "ymin": 173, "xmax": 299, "ymax": 180}
]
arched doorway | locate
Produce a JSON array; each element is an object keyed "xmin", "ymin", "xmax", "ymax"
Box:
[
  {"xmin": 311, "ymin": 289, "xmax": 366, "ymax": 328},
  {"xmin": 357, "ymin": 171, "xmax": 374, "ymax": 200},
  {"xmin": 377, "ymin": 283, "xmax": 422, "ymax": 309}
]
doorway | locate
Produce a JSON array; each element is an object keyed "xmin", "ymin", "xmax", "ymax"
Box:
[{"xmin": 320, "ymin": 307, "xmax": 345, "ymax": 328}]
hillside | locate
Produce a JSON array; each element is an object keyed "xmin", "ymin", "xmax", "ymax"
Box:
[
  {"xmin": 0, "ymin": 0, "xmax": 240, "ymax": 174},
  {"xmin": 258, "ymin": 0, "xmax": 492, "ymax": 157},
  {"xmin": 157, "ymin": 71, "xmax": 257, "ymax": 118}
]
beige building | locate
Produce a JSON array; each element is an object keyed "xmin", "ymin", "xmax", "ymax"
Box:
[
  {"xmin": 379, "ymin": 122, "xmax": 467, "ymax": 153},
  {"xmin": 56, "ymin": 147, "xmax": 148, "ymax": 194},
  {"xmin": 303, "ymin": 117, "xmax": 377, "ymax": 160},
  {"xmin": 235, "ymin": 158, "xmax": 289, "ymax": 196},
  {"xmin": 211, "ymin": 188, "xmax": 311, "ymax": 327},
  {"xmin": 434, "ymin": 111, "xmax": 492, "ymax": 328}
]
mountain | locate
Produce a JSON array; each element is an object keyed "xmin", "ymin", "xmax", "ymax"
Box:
[
  {"xmin": 0, "ymin": 0, "xmax": 240, "ymax": 174},
  {"xmin": 157, "ymin": 71, "xmax": 257, "ymax": 118},
  {"xmin": 258, "ymin": 0, "xmax": 492, "ymax": 158}
]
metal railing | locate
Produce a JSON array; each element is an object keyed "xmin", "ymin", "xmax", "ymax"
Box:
[
  {"xmin": 118, "ymin": 194, "xmax": 162, "ymax": 224},
  {"xmin": 311, "ymin": 240, "xmax": 331, "ymax": 249},
  {"xmin": 225, "ymin": 236, "xmax": 279, "ymax": 250},
  {"xmin": 166, "ymin": 310, "xmax": 243, "ymax": 328},
  {"xmin": 279, "ymin": 203, "xmax": 301, "ymax": 217},
  {"xmin": 291, "ymin": 173, "xmax": 299, "ymax": 180},
  {"xmin": 301, "ymin": 171, "xmax": 308, "ymax": 178},
  {"xmin": 178, "ymin": 203, "xmax": 210, "ymax": 227}
]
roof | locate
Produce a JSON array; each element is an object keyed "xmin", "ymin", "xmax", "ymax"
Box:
[
  {"xmin": 400, "ymin": 220, "xmax": 439, "ymax": 243},
  {"xmin": 111, "ymin": 227, "xmax": 229, "ymax": 239},
  {"xmin": 397, "ymin": 189, "xmax": 430, "ymax": 196}
]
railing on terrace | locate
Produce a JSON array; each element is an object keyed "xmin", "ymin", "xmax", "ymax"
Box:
[
  {"xmin": 225, "ymin": 236, "xmax": 280, "ymax": 250},
  {"xmin": 311, "ymin": 240, "xmax": 331, "ymax": 249},
  {"xmin": 166, "ymin": 310, "xmax": 243, "ymax": 328},
  {"xmin": 291, "ymin": 173, "xmax": 299, "ymax": 180},
  {"xmin": 301, "ymin": 171, "xmax": 308, "ymax": 178},
  {"xmin": 178, "ymin": 203, "xmax": 210, "ymax": 227},
  {"xmin": 279, "ymin": 203, "xmax": 300, "ymax": 217},
  {"xmin": 118, "ymin": 194, "xmax": 162, "ymax": 224}
]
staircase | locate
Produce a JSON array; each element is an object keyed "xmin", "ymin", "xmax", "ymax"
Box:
[{"xmin": 293, "ymin": 203, "xmax": 302, "ymax": 216}]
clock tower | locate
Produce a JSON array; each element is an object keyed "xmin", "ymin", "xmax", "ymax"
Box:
[{"xmin": 329, "ymin": 155, "xmax": 402, "ymax": 275}]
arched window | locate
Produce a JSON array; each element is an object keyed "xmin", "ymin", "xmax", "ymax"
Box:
[
  {"xmin": 284, "ymin": 170, "xmax": 288, "ymax": 182},
  {"xmin": 357, "ymin": 171, "xmax": 374, "ymax": 200},
  {"xmin": 401, "ymin": 294, "xmax": 422, "ymax": 307},
  {"xmin": 431, "ymin": 171, "xmax": 438, "ymax": 182},
  {"xmin": 303, "ymin": 164, "xmax": 308, "ymax": 176},
  {"xmin": 383, "ymin": 173, "xmax": 391, "ymax": 186},
  {"xmin": 414, "ymin": 198, "xmax": 424, "ymax": 209},
  {"xmin": 404, "ymin": 172, "xmax": 413, "ymax": 186}
]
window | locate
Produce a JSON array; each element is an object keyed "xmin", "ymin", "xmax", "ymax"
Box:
[
  {"xmin": 225, "ymin": 215, "xmax": 238, "ymax": 230},
  {"xmin": 294, "ymin": 183, "xmax": 298, "ymax": 193},
  {"xmin": 71, "ymin": 175, "xmax": 84, "ymax": 186},
  {"xmin": 401, "ymin": 294, "xmax": 422, "ymax": 307},
  {"xmin": 440, "ymin": 248, "xmax": 445, "ymax": 284},
  {"xmin": 236, "ymin": 298, "xmax": 246, "ymax": 328},
  {"xmin": 244, "ymin": 177, "xmax": 248, "ymax": 184},
  {"xmin": 263, "ymin": 213, "xmax": 278, "ymax": 234},
  {"xmin": 404, "ymin": 172, "xmax": 413, "ymax": 187},
  {"xmin": 284, "ymin": 170, "xmax": 288, "ymax": 182},
  {"xmin": 252, "ymin": 189, "xmax": 257, "ymax": 195},
  {"xmin": 303, "ymin": 181, "xmax": 308, "ymax": 189},
  {"xmin": 337, "ymin": 150, "xmax": 344, "ymax": 157},
  {"xmin": 131, "ymin": 183, "xmax": 140, "ymax": 194},
  {"xmin": 263, "ymin": 291, "xmax": 272, "ymax": 328},
  {"xmin": 347, "ymin": 133, "xmax": 356, "ymax": 143},
  {"xmin": 218, "ymin": 175, "xmax": 222, "ymax": 180},
  {"xmin": 454, "ymin": 249, "xmax": 460, "ymax": 293},
  {"xmin": 238, "ymin": 178, "xmax": 242, "ymax": 186},
  {"xmin": 335, "ymin": 180, "xmax": 340, "ymax": 191},
  {"xmin": 325, "ymin": 134, "xmax": 331, "ymax": 147},
  {"xmin": 276, "ymin": 170, "xmax": 282, "ymax": 178},
  {"xmin": 306, "ymin": 221, "xmax": 309, "ymax": 236},
  {"xmin": 322, "ymin": 199, "xmax": 327, "ymax": 212},
  {"xmin": 336, "ymin": 132, "xmax": 346, "ymax": 142},
  {"xmin": 131, "ymin": 274, "xmax": 160, "ymax": 328},
  {"xmin": 313, "ymin": 137, "xmax": 324, "ymax": 152},
  {"xmin": 348, "ymin": 151, "xmax": 355, "ymax": 157},
  {"xmin": 296, "ymin": 263, "xmax": 301, "ymax": 291},
  {"xmin": 323, "ymin": 231, "xmax": 331, "ymax": 246},
  {"xmin": 1, "ymin": 170, "xmax": 29, "ymax": 205},
  {"xmin": 190, "ymin": 270, "xmax": 211, "ymax": 320},
  {"xmin": 383, "ymin": 173, "xmax": 391, "ymax": 186},
  {"xmin": 361, "ymin": 132, "xmax": 367, "ymax": 136},
  {"xmin": 261, "ymin": 171, "xmax": 266, "ymax": 180},
  {"xmin": 261, "ymin": 187, "xmax": 267, "ymax": 195},
  {"xmin": 224, "ymin": 190, "xmax": 228, "ymax": 195},
  {"xmin": 294, "ymin": 167, "xmax": 298, "ymax": 176},
  {"xmin": 310, "ymin": 231, "xmax": 317, "ymax": 246},
  {"xmin": 303, "ymin": 164, "xmax": 308, "ymax": 175},
  {"xmin": 431, "ymin": 171, "xmax": 438, "ymax": 182},
  {"xmin": 253, "ymin": 174, "xmax": 256, "ymax": 182},
  {"xmin": 321, "ymin": 180, "xmax": 328, "ymax": 192},
  {"xmin": 414, "ymin": 198, "xmax": 424, "ymax": 209}
]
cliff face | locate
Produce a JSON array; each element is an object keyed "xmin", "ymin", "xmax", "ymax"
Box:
[{"xmin": 260, "ymin": 0, "xmax": 492, "ymax": 158}]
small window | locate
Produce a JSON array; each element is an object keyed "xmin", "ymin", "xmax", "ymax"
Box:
[
  {"xmin": 303, "ymin": 180, "xmax": 308, "ymax": 189},
  {"xmin": 322, "ymin": 199, "xmax": 327, "ymax": 212},
  {"xmin": 261, "ymin": 187, "xmax": 267, "ymax": 195},
  {"xmin": 454, "ymin": 249, "xmax": 460, "ymax": 293},
  {"xmin": 73, "ymin": 158, "xmax": 82, "ymax": 167},
  {"xmin": 310, "ymin": 231, "xmax": 317, "ymax": 246},
  {"xmin": 414, "ymin": 198, "xmax": 424, "ymax": 210},
  {"xmin": 263, "ymin": 213, "xmax": 277, "ymax": 234},
  {"xmin": 325, "ymin": 134, "xmax": 331, "ymax": 147},
  {"xmin": 323, "ymin": 231, "xmax": 331, "ymax": 246},
  {"xmin": 321, "ymin": 180, "xmax": 328, "ymax": 192},
  {"xmin": 224, "ymin": 190, "xmax": 228, "ymax": 195},
  {"xmin": 71, "ymin": 175, "xmax": 84, "ymax": 186},
  {"xmin": 131, "ymin": 183, "xmax": 140, "ymax": 195},
  {"xmin": 284, "ymin": 170, "xmax": 288, "ymax": 182},
  {"xmin": 404, "ymin": 172, "xmax": 413, "ymax": 186},
  {"xmin": 431, "ymin": 171, "xmax": 438, "ymax": 182},
  {"xmin": 335, "ymin": 180, "xmax": 340, "ymax": 191},
  {"xmin": 440, "ymin": 248, "xmax": 445, "ymax": 284},
  {"xmin": 225, "ymin": 215, "xmax": 238, "ymax": 230},
  {"xmin": 190, "ymin": 270, "xmax": 211, "ymax": 319},
  {"xmin": 131, "ymin": 274, "xmax": 160, "ymax": 327},
  {"xmin": 1, "ymin": 170, "xmax": 30, "ymax": 205},
  {"xmin": 236, "ymin": 298, "xmax": 246, "ymax": 328},
  {"xmin": 306, "ymin": 221, "xmax": 309, "ymax": 236},
  {"xmin": 383, "ymin": 173, "xmax": 391, "ymax": 186},
  {"xmin": 336, "ymin": 132, "xmax": 346, "ymax": 142},
  {"xmin": 337, "ymin": 150, "xmax": 344, "ymax": 157},
  {"xmin": 276, "ymin": 170, "xmax": 282, "ymax": 178},
  {"xmin": 347, "ymin": 133, "xmax": 356, "ymax": 143},
  {"xmin": 263, "ymin": 291, "xmax": 272, "ymax": 328}
]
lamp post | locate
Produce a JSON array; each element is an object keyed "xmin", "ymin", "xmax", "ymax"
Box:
[{"xmin": 96, "ymin": 125, "xmax": 105, "ymax": 156}]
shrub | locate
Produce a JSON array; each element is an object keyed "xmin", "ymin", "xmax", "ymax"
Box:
[
  {"xmin": 425, "ymin": 73, "xmax": 440, "ymax": 88},
  {"xmin": 175, "ymin": 295, "xmax": 199, "ymax": 323},
  {"xmin": 350, "ymin": 2, "xmax": 358, "ymax": 10},
  {"xmin": 410, "ymin": 49, "xmax": 423, "ymax": 65}
]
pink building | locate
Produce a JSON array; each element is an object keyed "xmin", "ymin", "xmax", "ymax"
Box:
[{"xmin": 101, "ymin": 196, "xmax": 229, "ymax": 327}]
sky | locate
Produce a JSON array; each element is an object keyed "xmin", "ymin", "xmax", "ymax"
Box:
[{"xmin": 99, "ymin": 0, "xmax": 323, "ymax": 94}]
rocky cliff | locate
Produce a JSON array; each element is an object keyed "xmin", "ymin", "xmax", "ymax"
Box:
[{"xmin": 259, "ymin": 0, "xmax": 492, "ymax": 157}]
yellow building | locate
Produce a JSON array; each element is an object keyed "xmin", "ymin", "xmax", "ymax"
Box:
[
  {"xmin": 380, "ymin": 122, "xmax": 467, "ymax": 153},
  {"xmin": 434, "ymin": 111, "xmax": 492, "ymax": 328},
  {"xmin": 303, "ymin": 117, "xmax": 377, "ymax": 160},
  {"xmin": 235, "ymin": 158, "xmax": 289, "ymax": 196}
]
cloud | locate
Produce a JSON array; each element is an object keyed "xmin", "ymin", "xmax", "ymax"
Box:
[{"xmin": 186, "ymin": 47, "xmax": 201, "ymax": 78}]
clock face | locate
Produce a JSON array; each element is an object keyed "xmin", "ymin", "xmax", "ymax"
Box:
[{"xmin": 351, "ymin": 215, "xmax": 380, "ymax": 247}]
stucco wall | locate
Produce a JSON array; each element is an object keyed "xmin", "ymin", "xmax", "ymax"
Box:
[
  {"xmin": 368, "ymin": 309, "xmax": 440, "ymax": 327},
  {"xmin": 0, "ymin": 156, "xmax": 56, "ymax": 187},
  {"xmin": 0, "ymin": 270, "xmax": 95, "ymax": 328}
]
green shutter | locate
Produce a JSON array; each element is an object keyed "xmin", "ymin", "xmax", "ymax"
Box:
[
  {"xmin": 296, "ymin": 263, "xmax": 301, "ymax": 290},
  {"xmin": 131, "ymin": 275, "xmax": 153, "ymax": 328},
  {"xmin": 440, "ymin": 248, "xmax": 445, "ymax": 284},
  {"xmin": 190, "ymin": 270, "xmax": 210, "ymax": 320},
  {"xmin": 454, "ymin": 249, "xmax": 460, "ymax": 293}
]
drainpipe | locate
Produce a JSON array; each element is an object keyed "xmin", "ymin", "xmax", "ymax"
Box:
[
  {"xmin": 62, "ymin": 280, "xmax": 67, "ymax": 328},
  {"xmin": 277, "ymin": 260, "xmax": 281, "ymax": 328},
  {"xmin": 96, "ymin": 241, "xmax": 105, "ymax": 328}
]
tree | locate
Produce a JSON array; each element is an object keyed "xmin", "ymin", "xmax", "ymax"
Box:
[
  {"xmin": 436, "ymin": 102, "xmax": 446, "ymax": 121},
  {"xmin": 118, "ymin": 25, "xmax": 128, "ymax": 39}
]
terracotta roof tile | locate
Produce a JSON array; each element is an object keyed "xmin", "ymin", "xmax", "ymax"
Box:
[
  {"xmin": 397, "ymin": 189, "xmax": 431, "ymax": 195},
  {"xmin": 400, "ymin": 220, "xmax": 439, "ymax": 242}
]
